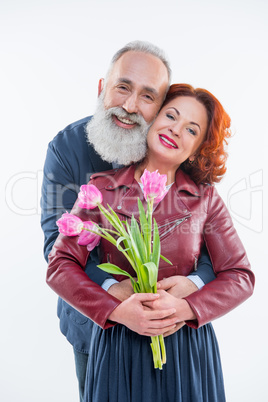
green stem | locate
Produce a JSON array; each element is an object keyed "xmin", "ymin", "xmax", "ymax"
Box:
[
  {"xmin": 147, "ymin": 198, "xmax": 154, "ymax": 255},
  {"xmin": 150, "ymin": 335, "xmax": 164, "ymax": 369},
  {"xmin": 159, "ymin": 334, "xmax": 166, "ymax": 364}
]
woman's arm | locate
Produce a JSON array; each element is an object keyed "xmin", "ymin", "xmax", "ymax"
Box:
[
  {"xmin": 47, "ymin": 230, "xmax": 121, "ymax": 329},
  {"xmin": 47, "ymin": 200, "xmax": 181, "ymax": 333},
  {"xmin": 184, "ymin": 186, "xmax": 255, "ymax": 328}
]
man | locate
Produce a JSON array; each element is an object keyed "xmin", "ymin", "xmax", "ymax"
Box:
[{"xmin": 41, "ymin": 41, "xmax": 215, "ymax": 401}]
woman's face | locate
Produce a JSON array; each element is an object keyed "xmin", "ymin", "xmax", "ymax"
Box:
[{"xmin": 146, "ymin": 96, "xmax": 208, "ymax": 172}]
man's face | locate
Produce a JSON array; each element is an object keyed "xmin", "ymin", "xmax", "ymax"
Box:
[
  {"xmin": 103, "ymin": 51, "xmax": 169, "ymax": 126},
  {"xmin": 86, "ymin": 50, "xmax": 169, "ymax": 166}
]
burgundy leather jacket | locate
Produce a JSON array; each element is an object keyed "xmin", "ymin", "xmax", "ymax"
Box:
[{"xmin": 47, "ymin": 164, "xmax": 255, "ymax": 329}]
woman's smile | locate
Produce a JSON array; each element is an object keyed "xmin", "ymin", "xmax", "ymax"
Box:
[{"xmin": 158, "ymin": 134, "xmax": 178, "ymax": 149}]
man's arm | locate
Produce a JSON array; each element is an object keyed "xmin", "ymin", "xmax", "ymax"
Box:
[
  {"xmin": 187, "ymin": 246, "xmax": 216, "ymax": 288},
  {"xmin": 41, "ymin": 130, "xmax": 112, "ymax": 287}
]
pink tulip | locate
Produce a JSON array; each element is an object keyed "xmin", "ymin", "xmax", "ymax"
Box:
[
  {"xmin": 140, "ymin": 169, "xmax": 168, "ymax": 203},
  {"xmin": 56, "ymin": 212, "xmax": 83, "ymax": 236},
  {"xmin": 78, "ymin": 221, "xmax": 101, "ymax": 251},
  {"xmin": 78, "ymin": 184, "xmax": 103, "ymax": 209}
]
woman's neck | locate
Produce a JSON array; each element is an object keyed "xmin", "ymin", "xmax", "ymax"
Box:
[{"xmin": 134, "ymin": 160, "xmax": 178, "ymax": 185}]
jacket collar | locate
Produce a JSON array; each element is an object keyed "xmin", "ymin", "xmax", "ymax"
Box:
[
  {"xmin": 104, "ymin": 164, "xmax": 137, "ymax": 189},
  {"xmin": 175, "ymin": 169, "xmax": 201, "ymax": 197},
  {"xmin": 105, "ymin": 164, "xmax": 201, "ymax": 197}
]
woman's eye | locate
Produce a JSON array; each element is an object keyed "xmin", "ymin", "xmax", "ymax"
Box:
[
  {"xmin": 187, "ymin": 127, "xmax": 196, "ymax": 136},
  {"xmin": 166, "ymin": 113, "xmax": 175, "ymax": 120}
]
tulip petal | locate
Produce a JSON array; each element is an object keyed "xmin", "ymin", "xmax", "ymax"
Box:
[
  {"xmin": 140, "ymin": 169, "xmax": 168, "ymax": 203},
  {"xmin": 56, "ymin": 212, "xmax": 83, "ymax": 236},
  {"xmin": 78, "ymin": 184, "xmax": 103, "ymax": 209},
  {"xmin": 78, "ymin": 221, "xmax": 101, "ymax": 250}
]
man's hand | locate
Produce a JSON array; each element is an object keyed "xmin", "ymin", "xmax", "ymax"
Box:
[
  {"xmin": 157, "ymin": 275, "xmax": 198, "ymax": 298},
  {"xmin": 107, "ymin": 279, "xmax": 134, "ymax": 301},
  {"xmin": 108, "ymin": 293, "xmax": 178, "ymax": 336},
  {"xmin": 163, "ymin": 321, "xmax": 185, "ymax": 337}
]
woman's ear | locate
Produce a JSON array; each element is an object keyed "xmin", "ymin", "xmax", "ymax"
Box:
[
  {"xmin": 98, "ymin": 78, "xmax": 104, "ymax": 96},
  {"xmin": 188, "ymin": 153, "xmax": 196, "ymax": 164}
]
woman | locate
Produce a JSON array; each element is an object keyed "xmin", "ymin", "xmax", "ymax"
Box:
[{"xmin": 47, "ymin": 84, "xmax": 255, "ymax": 401}]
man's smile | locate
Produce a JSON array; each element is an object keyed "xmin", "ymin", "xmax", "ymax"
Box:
[{"xmin": 112, "ymin": 114, "xmax": 137, "ymax": 129}]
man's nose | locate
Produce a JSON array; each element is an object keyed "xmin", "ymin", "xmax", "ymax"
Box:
[{"xmin": 122, "ymin": 93, "xmax": 139, "ymax": 114}]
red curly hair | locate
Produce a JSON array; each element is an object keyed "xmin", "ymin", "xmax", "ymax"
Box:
[{"xmin": 163, "ymin": 84, "xmax": 231, "ymax": 184}]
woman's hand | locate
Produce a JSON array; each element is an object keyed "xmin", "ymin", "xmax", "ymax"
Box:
[
  {"xmin": 108, "ymin": 293, "xmax": 178, "ymax": 336},
  {"xmin": 107, "ymin": 276, "xmax": 198, "ymax": 337},
  {"xmin": 144, "ymin": 289, "xmax": 195, "ymax": 319},
  {"xmin": 143, "ymin": 289, "xmax": 197, "ymax": 337}
]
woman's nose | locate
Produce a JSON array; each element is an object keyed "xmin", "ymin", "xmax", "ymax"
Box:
[{"xmin": 169, "ymin": 122, "xmax": 181, "ymax": 137}]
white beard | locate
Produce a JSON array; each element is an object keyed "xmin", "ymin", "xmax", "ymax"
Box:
[{"xmin": 85, "ymin": 94, "xmax": 150, "ymax": 166}]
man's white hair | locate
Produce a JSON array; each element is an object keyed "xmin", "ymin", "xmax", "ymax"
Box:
[{"xmin": 106, "ymin": 40, "xmax": 172, "ymax": 87}]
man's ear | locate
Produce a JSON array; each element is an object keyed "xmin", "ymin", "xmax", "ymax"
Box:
[{"xmin": 98, "ymin": 78, "xmax": 104, "ymax": 96}]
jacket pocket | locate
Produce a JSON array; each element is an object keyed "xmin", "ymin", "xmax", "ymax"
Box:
[{"xmin": 65, "ymin": 304, "xmax": 89, "ymax": 325}]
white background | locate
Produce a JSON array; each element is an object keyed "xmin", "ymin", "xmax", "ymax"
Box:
[{"xmin": 1, "ymin": 0, "xmax": 267, "ymax": 401}]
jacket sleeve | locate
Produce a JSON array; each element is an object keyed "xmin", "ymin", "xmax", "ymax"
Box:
[
  {"xmin": 40, "ymin": 133, "xmax": 113, "ymax": 286},
  {"xmin": 184, "ymin": 186, "xmax": 255, "ymax": 328},
  {"xmin": 46, "ymin": 201, "xmax": 121, "ymax": 329}
]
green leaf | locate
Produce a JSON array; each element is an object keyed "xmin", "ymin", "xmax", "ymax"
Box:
[
  {"xmin": 98, "ymin": 203, "xmax": 126, "ymax": 236},
  {"xmin": 137, "ymin": 198, "xmax": 148, "ymax": 232},
  {"xmin": 97, "ymin": 227, "xmax": 118, "ymax": 246},
  {"xmin": 143, "ymin": 262, "xmax": 158, "ymax": 288},
  {"xmin": 133, "ymin": 281, "xmax": 141, "ymax": 293},
  {"xmin": 107, "ymin": 204, "xmax": 126, "ymax": 228},
  {"xmin": 151, "ymin": 219, "xmax": 160, "ymax": 266},
  {"xmin": 116, "ymin": 236, "xmax": 130, "ymax": 252},
  {"xmin": 98, "ymin": 263, "xmax": 138, "ymax": 293},
  {"xmin": 124, "ymin": 220, "xmax": 142, "ymax": 266},
  {"xmin": 160, "ymin": 254, "xmax": 173, "ymax": 265},
  {"xmin": 129, "ymin": 215, "xmax": 147, "ymax": 262},
  {"xmin": 97, "ymin": 263, "xmax": 134, "ymax": 279}
]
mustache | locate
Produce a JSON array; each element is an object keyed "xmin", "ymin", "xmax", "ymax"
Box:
[{"xmin": 104, "ymin": 106, "xmax": 148, "ymax": 127}]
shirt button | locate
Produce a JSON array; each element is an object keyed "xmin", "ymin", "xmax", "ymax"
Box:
[{"xmin": 117, "ymin": 206, "xmax": 122, "ymax": 210}]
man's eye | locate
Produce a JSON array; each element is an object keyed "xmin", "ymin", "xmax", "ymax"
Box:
[
  {"xmin": 118, "ymin": 85, "xmax": 128, "ymax": 91},
  {"xmin": 144, "ymin": 94, "xmax": 154, "ymax": 101}
]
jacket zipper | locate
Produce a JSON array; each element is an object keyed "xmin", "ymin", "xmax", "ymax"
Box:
[
  {"xmin": 158, "ymin": 215, "xmax": 191, "ymax": 239},
  {"xmin": 194, "ymin": 256, "xmax": 198, "ymax": 271}
]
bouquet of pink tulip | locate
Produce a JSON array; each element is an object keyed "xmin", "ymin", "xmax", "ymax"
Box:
[{"xmin": 56, "ymin": 169, "xmax": 172, "ymax": 369}]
